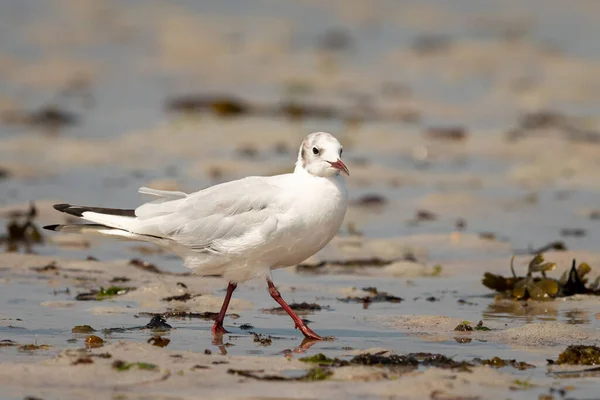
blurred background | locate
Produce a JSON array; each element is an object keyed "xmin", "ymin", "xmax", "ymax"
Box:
[{"xmin": 2, "ymin": 0, "xmax": 600, "ymax": 264}]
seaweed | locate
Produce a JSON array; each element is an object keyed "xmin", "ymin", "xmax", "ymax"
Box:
[
  {"xmin": 112, "ymin": 360, "xmax": 158, "ymax": 372},
  {"xmin": 454, "ymin": 321, "xmax": 490, "ymax": 332},
  {"xmin": 2, "ymin": 203, "xmax": 43, "ymax": 253},
  {"xmin": 75, "ymin": 286, "xmax": 135, "ymax": 301},
  {"xmin": 426, "ymin": 126, "xmax": 468, "ymax": 141},
  {"xmin": 481, "ymin": 255, "xmax": 598, "ymax": 300},
  {"xmin": 454, "ymin": 322, "xmax": 473, "ymax": 332},
  {"xmin": 473, "ymin": 357, "xmax": 534, "ymax": 370},
  {"xmin": 161, "ymin": 293, "xmax": 197, "ymax": 302},
  {"xmin": 262, "ymin": 302, "xmax": 325, "ymax": 315},
  {"xmin": 299, "ymin": 353, "xmax": 339, "ymax": 365},
  {"xmin": 253, "ymin": 333, "xmax": 272, "ymax": 346},
  {"xmin": 18, "ymin": 344, "xmax": 51, "ymax": 352},
  {"xmin": 296, "ymin": 257, "xmax": 397, "ymax": 273},
  {"xmin": 474, "ymin": 321, "xmax": 490, "ymax": 331},
  {"xmin": 103, "ymin": 316, "xmax": 172, "ymax": 333},
  {"xmin": 555, "ymin": 345, "xmax": 600, "ymax": 365},
  {"xmin": 129, "ymin": 258, "xmax": 163, "ymax": 274},
  {"xmin": 139, "ymin": 311, "xmax": 240, "ymax": 320},
  {"xmin": 85, "ymin": 335, "xmax": 104, "ymax": 348},
  {"xmin": 350, "ymin": 194, "xmax": 387, "ymax": 207},
  {"xmin": 148, "ymin": 336, "xmax": 171, "ymax": 348},
  {"xmin": 144, "ymin": 316, "xmax": 172, "ymax": 331},
  {"xmin": 31, "ymin": 262, "xmax": 59, "ymax": 273},
  {"xmin": 239, "ymin": 323, "xmax": 253, "ymax": 330},
  {"xmin": 72, "ymin": 325, "xmax": 96, "ymax": 333},
  {"xmin": 227, "ymin": 367, "xmax": 332, "ymax": 381},
  {"xmin": 0, "ymin": 340, "xmax": 18, "ymax": 347},
  {"xmin": 165, "ymin": 95, "xmax": 250, "ymax": 118},
  {"xmin": 338, "ymin": 287, "xmax": 403, "ymax": 305}
]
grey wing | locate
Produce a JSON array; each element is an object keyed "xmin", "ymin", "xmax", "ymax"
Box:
[{"xmin": 133, "ymin": 177, "xmax": 285, "ymax": 255}]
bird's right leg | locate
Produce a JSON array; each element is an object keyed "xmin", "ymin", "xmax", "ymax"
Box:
[
  {"xmin": 267, "ymin": 278, "xmax": 323, "ymax": 340},
  {"xmin": 212, "ymin": 281, "xmax": 237, "ymax": 336}
]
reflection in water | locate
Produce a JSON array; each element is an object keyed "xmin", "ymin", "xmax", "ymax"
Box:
[
  {"xmin": 483, "ymin": 300, "xmax": 558, "ymax": 323},
  {"xmin": 563, "ymin": 309, "xmax": 590, "ymax": 325}
]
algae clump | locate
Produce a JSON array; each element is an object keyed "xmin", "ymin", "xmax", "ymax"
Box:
[{"xmin": 556, "ymin": 345, "xmax": 600, "ymax": 365}]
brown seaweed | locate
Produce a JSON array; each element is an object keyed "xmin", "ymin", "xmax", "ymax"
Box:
[{"xmin": 481, "ymin": 255, "xmax": 596, "ymax": 300}]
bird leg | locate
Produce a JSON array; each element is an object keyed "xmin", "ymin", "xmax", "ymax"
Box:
[
  {"xmin": 267, "ymin": 278, "xmax": 323, "ymax": 340},
  {"xmin": 212, "ymin": 281, "xmax": 237, "ymax": 336}
]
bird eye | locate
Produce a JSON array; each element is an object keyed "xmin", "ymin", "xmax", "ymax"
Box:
[{"xmin": 312, "ymin": 147, "xmax": 319, "ymax": 155}]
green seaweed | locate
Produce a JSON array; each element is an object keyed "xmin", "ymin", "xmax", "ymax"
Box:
[
  {"xmin": 476, "ymin": 357, "xmax": 534, "ymax": 370},
  {"xmin": 512, "ymin": 379, "xmax": 535, "ymax": 390},
  {"xmin": 299, "ymin": 353, "xmax": 336, "ymax": 365},
  {"xmin": 71, "ymin": 325, "xmax": 96, "ymax": 333},
  {"xmin": 555, "ymin": 345, "xmax": 600, "ymax": 365},
  {"xmin": 112, "ymin": 360, "xmax": 158, "ymax": 371},
  {"xmin": 474, "ymin": 321, "xmax": 491, "ymax": 331},
  {"xmin": 300, "ymin": 367, "xmax": 333, "ymax": 381}
]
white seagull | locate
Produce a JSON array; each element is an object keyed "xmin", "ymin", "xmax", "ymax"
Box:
[{"xmin": 45, "ymin": 132, "xmax": 349, "ymax": 340}]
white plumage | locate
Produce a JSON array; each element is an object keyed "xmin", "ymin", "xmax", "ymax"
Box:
[{"xmin": 47, "ymin": 132, "xmax": 348, "ymax": 283}]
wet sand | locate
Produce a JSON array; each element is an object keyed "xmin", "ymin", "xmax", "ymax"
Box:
[{"xmin": 2, "ymin": 0, "xmax": 600, "ymax": 399}]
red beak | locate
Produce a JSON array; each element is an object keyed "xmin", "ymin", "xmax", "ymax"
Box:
[{"xmin": 328, "ymin": 159, "xmax": 350, "ymax": 176}]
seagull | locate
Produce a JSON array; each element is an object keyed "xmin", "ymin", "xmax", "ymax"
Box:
[{"xmin": 44, "ymin": 132, "xmax": 349, "ymax": 340}]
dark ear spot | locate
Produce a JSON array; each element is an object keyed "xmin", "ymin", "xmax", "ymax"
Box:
[{"xmin": 301, "ymin": 147, "xmax": 307, "ymax": 167}]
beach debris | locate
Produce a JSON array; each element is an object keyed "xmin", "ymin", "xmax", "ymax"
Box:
[
  {"xmin": 454, "ymin": 322, "xmax": 473, "ymax": 332},
  {"xmin": 239, "ymin": 323, "xmax": 253, "ymax": 330},
  {"xmin": 128, "ymin": 258, "xmax": 163, "ymax": 273},
  {"xmin": 2, "ymin": 203, "xmax": 43, "ymax": 252},
  {"xmin": 148, "ymin": 336, "xmax": 171, "ymax": 348},
  {"xmin": 18, "ymin": 343, "xmax": 51, "ymax": 352},
  {"xmin": 227, "ymin": 367, "xmax": 332, "ymax": 381},
  {"xmin": 112, "ymin": 360, "xmax": 158, "ymax": 372},
  {"xmin": 31, "ymin": 262, "xmax": 59, "ymax": 273},
  {"xmin": 72, "ymin": 325, "xmax": 96, "ymax": 333},
  {"xmin": 350, "ymin": 194, "xmax": 387, "ymax": 207},
  {"xmin": 1, "ymin": 105, "xmax": 79, "ymax": 132},
  {"xmin": 296, "ymin": 256, "xmax": 402, "ymax": 274},
  {"xmin": 338, "ymin": 287, "xmax": 403, "ymax": 305},
  {"xmin": 75, "ymin": 286, "xmax": 135, "ymax": 301},
  {"xmin": 0, "ymin": 340, "xmax": 18, "ymax": 347},
  {"xmin": 554, "ymin": 345, "xmax": 600, "ymax": 365},
  {"xmin": 139, "ymin": 311, "xmax": 240, "ymax": 320},
  {"xmin": 161, "ymin": 293, "xmax": 198, "ymax": 302},
  {"xmin": 454, "ymin": 320, "xmax": 490, "ymax": 332},
  {"xmin": 262, "ymin": 302, "xmax": 325, "ymax": 315},
  {"xmin": 85, "ymin": 335, "xmax": 104, "ymax": 348},
  {"xmin": 144, "ymin": 316, "xmax": 172, "ymax": 331},
  {"xmin": 103, "ymin": 316, "xmax": 172, "ymax": 333},
  {"xmin": 253, "ymin": 333, "xmax": 272, "ymax": 346},
  {"xmin": 425, "ymin": 126, "xmax": 468, "ymax": 141},
  {"xmin": 480, "ymin": 254, "xmax": 590, "ymax": 300},
  {"xmin": 165, "ymin": 95, "xmax": 250, "ymax": 118},
  {"xmin": 300, "ymin": 353, "xmax": 337, "ymax": 365},
  {"xmin": 474, "ymin": 357, "xmax": 534, "ymax": 370}
]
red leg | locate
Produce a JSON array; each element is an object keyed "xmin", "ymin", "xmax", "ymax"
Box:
[
  {"xmin": 267, "ymin": 279, "xmax": 323, "ymax": 340},
  {"xmin": 212, "ymin": 282, "xmax": 237, "ymax": 336}
]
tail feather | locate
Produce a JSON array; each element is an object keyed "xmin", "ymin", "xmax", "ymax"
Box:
[
  {"xmin": 53, "ymin": 203, "xmax": 136, "ymax": 218},
  {"xmin": 43, "ymin": 223, "xmax": 154, "ymax": 242},
  {"xmin": 52, "ymin": 203, "xmax": 138, "ymax": 231}
]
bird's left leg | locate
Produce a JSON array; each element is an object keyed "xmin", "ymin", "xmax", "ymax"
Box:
[
  {"xmin": 212, "ymin": 281, "xmax": 237, "ymax": 336},
  {"xmin": 267, "ymin": 278, "xmax": 323, "ymax": 340}
]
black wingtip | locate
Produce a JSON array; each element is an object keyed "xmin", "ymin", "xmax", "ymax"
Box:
[
  {"xmin": 53, "ymin": 203, "xmax": 85, "ymax": 217},
  {"xmin": 43, "ymin": 224, "xmax": 61, "ymax": 231},
  {"xmin": 53, "ymin": 203, "xmax": 71, "ymax": 212}
]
